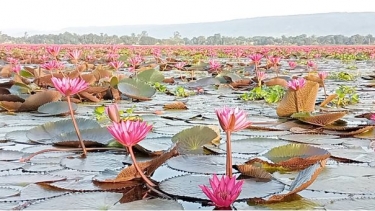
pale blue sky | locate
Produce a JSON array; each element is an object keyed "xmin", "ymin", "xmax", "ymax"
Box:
[{"xmin": 1, "ymin": 0, "xmax": 374, "ymax": 30}]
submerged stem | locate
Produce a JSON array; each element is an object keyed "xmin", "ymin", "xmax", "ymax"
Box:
[
  {"xmin": 225, "ymin": 131, "xmax": 233, "ymax": 177},
  {"xmin": 128, "ymin": 146, "xmax": 156, "ymax": 187},
  {"xmin": 67, "ymin": 96, "xmax": 87, "ymax": 157},
  {"xmin": 322, "ymin": 81, "xmax": 327, "ymax": 100}
]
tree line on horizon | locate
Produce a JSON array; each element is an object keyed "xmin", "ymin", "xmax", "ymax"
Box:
[{"xmin": 0, "ymin": 31, "xmax": 374, "ymax": 46}]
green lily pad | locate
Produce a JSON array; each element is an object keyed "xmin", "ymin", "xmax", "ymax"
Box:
[
  {"xmin": 26, "ymin": 118, "xmax": 101, "ymax": 143},
  {"xmin": 135, "ymin": 69, "xmax": 165, "ymax": 83},
  {"xmin": 51, "ymin": 127, "xmax": 114, "ymax": 147},
  {"xmin": 0, "ymin": 173, "xmax": 66, "ymax": 186},
  {"xmin": 0, "ymin": 183, "xmax": 68, "ymax": 202},
  {"xmin": 166, "ymin": 155, "xmax": 247, "ymax": 174},
  {"xmin": 49, "ymin": 179, "xmax": 139, "ymax": 192},
  {"xmin": 35, "ymin": 101, "xmax": 77, "ymax": 117},
  {"xmin": 22, "ymin": 163, "xmax": 64, "ymax": 173},
  {"xmin": 171, "ymin": 126, "xmax": 218, "ymax": 154},
  {"xmin": 118, "ymin": 78, "xmax": 156, "ymax": 101},
  {"xmin": 279, "ymin": 134, "xmax": 340, "ymax": 145},
  {"xmin": 5, "ymin": 130, "xmax": 36, "ymax": 145}
]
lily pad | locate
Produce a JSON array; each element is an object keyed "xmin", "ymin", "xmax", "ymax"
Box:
[
  {"xmin": 109, "ymin": 198, "xmax": 184, "ymax": 210},
  {"xmin": 22, "ymin": 163, "xmax": 64, "ymax": 173},
  {"xmin": 273, "ymin": 165, "xmax": 375, "ymax": 194},
  {"xmin": 48, "ymin": 179, "xmax": 140, "ymax": 192},
  {"xmin": 0, "ymin": 173, "xmax": 66, "ymax": 186},
  {"xmin": 0, "ymin": 150, "xmax": 25, "ymax": 161},
  {"xmin": 0, "ymin": 187, "xmax": 20, "ymax": 199},
  {"xmin": 159, "ymin": 174, "xmax": 285, "ymax": 200},
  {"xmin": 135, "ymin": 136, "xmax": 173, "ymax": 154},
  {"xmin": 60, "ymin": 153, "xmax": 125, "ymax": 172},
  {"xmin": 36, "ymin": 101, "xmax": 77, "ymax": 117},
  {"xmin": 0, "ymin": 183, "xmax": 68, "ymax": 202},
  {"xmin": 279, "ymin": 134, "xmax": 340, "ymax": 145},
  {"xmin": 24, "ymin": 192, "xmax": 123, "ymax": 210},
  {"xmin": 51, "ymin": 127, "xmax": 114, "ymax": 147},
  {"xmin": 26, "ymin": 118, "xmax": 101, "ymax": 143},
  {"xmin": 324, "ymin": 198, "xmax": 375, "ymax": 210},
  {"xmin": 118, "ymin": 79, "xmax": 156, "ymax": 101},
  {"xmin": 0, "ymin": 161, "xmax": 24, "ymax": 171},
  {"xmin": 171, "ymin": 126, "xmax": 219, "ymax": 154},
  {"xmin": 5, "ymin": 130, "xmax": 35, "ymax": 145},
  {"xmin": 135, "ymin": 69, "xmax": 165, "ymax": 83},
  {"xmin": 328, "ymin": 147, "xmax": 375, "ymax": 163},
  {"xmin": 166, "ymin": 155, "xmax": 247, "ymax": 174},
  {"xmin": 236, "ymin": 130, "xmax": 292, "ymax": 137}
]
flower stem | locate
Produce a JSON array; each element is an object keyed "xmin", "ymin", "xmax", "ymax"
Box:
[
  {"xmin": 294, "ymin": 90, "xmax": 300, "ymax": 113},
  {"xmin": 128, "ymin": 146, "xmax": 156, "ymax": 187},
  {"xmin": 66, "ymin": 96, "xmax": 87, "ymax": 156},
  {"xmin": 225, "ymin": 131, "xmax": 233, "ymax": 177},
  {"xmin": 322, "ymin": 81, "xmax": 327, "ymax": 100}
]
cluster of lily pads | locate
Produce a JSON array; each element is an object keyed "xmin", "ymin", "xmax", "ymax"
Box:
[{"xmin": 0, "ymin": 44, "xmax": 375, "ymax": 210}]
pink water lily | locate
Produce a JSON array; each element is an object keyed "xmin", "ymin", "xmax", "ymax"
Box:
[
  {"xmin": 41, "ymin": 60, "xmax": 64, "ymax": 71},
  {"xmin": 107, "ymin": 120, "xmax": 152, "ymax": 148},
  {"xmin": 268, "ymin": 56, "xmax": 281, "ymax": 65},
  {"xmin": 46, "ymin": 46, "xmax": 61, "ymax": 58},
  {"xmin": 6, "ymin": 57, "xmax": 18, "ymax": 65},
  {"xmin": 51, "ymin": 77, "xmax": 88, "ymax": 96},
  {"xmin": 215, "ymin": 106, "xmax": 252, "ymax": 133},
  {"xmin": 12, "ymin": 64, "xmax": 21, "ymax": 74},
  {"xmin": 68, "ymin": 49, "xmax": 82, "ymax": 61},
  {"xmin": 109, "ymin": 60, "xmax": 125, "ymax": 71},
  {"xmin": 288, "ymin": 61, "xmax": 297, "ymax": 69},
  {"xmin": 287, "ymin": 78, "xmax": 306, "ymax": 91},
  {"xmin": 175, "ymin": 62, "xmax": 186, "ymax": 70},
  {"xmin": 307, "ymin": 60, "xmax": 315, "ymax": 68},
  {"xmin": 249, "ymin": 53, "xmax": 263, "ymax": 64},
  {"xmin": 199, "ymin": 174, "xmax": 244, "ymax": 208},
  {"xmin": 209, "ymin": 60, "xmax": 221, "ymax": 73},
  {"xmin": 106, "ymin": 53, "xmax": 120, "ymax": 62},
  {"xmin": 256, "ymin": 71, "xmax": 266, "ymax": 87},
  {"xmin": 318, "ymin": 71, "xmax": 328, "ymax": 80}
]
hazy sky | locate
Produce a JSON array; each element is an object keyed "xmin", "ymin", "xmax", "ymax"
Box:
[{"xmin": 1, "ymin": 0, "xmax": 375, "ymax": 31}]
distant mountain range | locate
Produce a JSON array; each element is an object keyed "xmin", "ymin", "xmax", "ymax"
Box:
[{"xmin": 5, "ymin": 12, "xmax": 375, "ymax": 38}]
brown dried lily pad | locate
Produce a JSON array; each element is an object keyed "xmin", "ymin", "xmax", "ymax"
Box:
[
  {"xmin": 246, "ymin": 144, "xmax": 330, "ymax": 171},
  {"xmin": 292, "ymin": 112, "xmax": 346, "ymax": 126},
  {"xmin": 323, "ymin": 126, "xmax": 374, "ymax": 137},
  {"xmin": 18, "ymin": 90, "xmax": 62, "ymax": 112},
  {"xmin": 163, "ymin": 101, "xmax": 188, "ymax": 110},
  {"xmin": 276, "ymin": 80, "xmax": 319, "ymax": 117},
  {"xmin": 0, "ymin": 101, "xmax": 23, "ymax": 112},
  {"xmin": 320, "ymin": 94, "xmax": 338, "ymax": 107},
  {"xmin": 234, "ymin": 164, "xmax": 272, "ymax": 180},
  {"xmin": 264, "ymin": 77, "xmax": 288, "ymax": 87}
]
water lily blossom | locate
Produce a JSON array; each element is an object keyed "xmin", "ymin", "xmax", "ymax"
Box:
[
  {"xmin": 256, "ymin": 71, "xmax": 266, "ymax": 87},
  {"xmin": 209, "ymin": 60, "xmax": 221, "ymax": 73},
  {"xmin": 107, "ymin": 120, "xmax": 155, "ymax": 186},
  {"xmin": 175, "ymin": 62, "xmax": 186, "ymax": 70},
  {"xmin": 12, "ymin": 64, "xmax": 21, "ymax": 75},
  {"xmin": 46, "ymin": 46, "xmax": 61, "ymax": 58},
  {"xmin": 215, "ymin": 106, "xmax": 251, "ymax": 177},
  {"xmin": 51, "ymin": 77, "xmax": 88, "ymax": 96},
  {"xmin": 249, "ymin": 53, "xmax": 263, "ymax": 65},
  {"xmin": 215, "ymin": 107, "xmax": 252, "ymax": 133},
  {"xmin": 109, "ymin": 60, "xmax": 125, "ymax": 71},
  {"xmin": 288, "ymin": 61, "xmax": 297, "ymax": 69},
  {"xmin": 68, "ymin": 49, "xmax": 82, "ymax": 63},
  {"xmin": 199, "ymin": 174, "xmax": 244, "ymax": 208},
  {"xmin": 318, "ymin": 71, "xmax": 328, "ymax": 80},
  {"xmin": 287, "ymin": 78, "xmax": 306, "ymax": 91},
  {"xmin": 51, "ymin": 77, "xmax": 89, "ymax": 156}
]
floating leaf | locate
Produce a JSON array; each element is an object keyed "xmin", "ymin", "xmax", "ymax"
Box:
[
  {"xmin": 135, "ymin": 69, "xmax": 165, "ymax": 83},
  {"xmin": 36, "ymin": 101, "xmax": 77, "ymax": 116},
  {"xmin": 293, "ymin": 112, "xmax": 346, "ymax": 126},
  {"xmin": 166, "ymin": 155, "xmax": 247, "ymax": 174},
  {"xmin": 0, "ymin": 150, "xmax": 25, "ymax": 161},
  {"xmin": 110, "ymin": 198, "xmax": 184, "ymax": 210},
  {"xmin": 235, "ymin": 164, "xmax": 272, "ymax": 179},
  {"xmin": 279, "ymin": 134, "xmax": 340, "ymax": 145},
  {"xmin": 246, "ymin": 144, "xmax": 330, "ymax": 171},
  {"xmin": 324, "ymin": 198, "xmax": 375, "ymax": 210},
  {"xmin": 5, "ymin": 130, "xmax": 35, "ymax": 145},
  {"xmin": 273, "ymin": 164, "xmax": 375, "ymax": 194},
  {"xmin": 0, "ymin": 183, "xmax": 68, "ymax": 202},
  {"xmin": 118, "ymin": 78, "xmax": 156, "ymax": 101},
  {"xmin": 163, "ymin": 101, "xmax": 188, "ymax": 110},
  {"xmin": 184, "ymin": 77, "xmax": 220, "ymax": 88},
  {"xmin": 171, "ymin": 125, "xmax": 219, "ymax": 154},
  {"xmin": 320, "ymin": 94, "xmax": 337, "ymax": 107},
  {"xmin": 328, "ymin": 147, "xmax": 375, "ymax": 163},
  {"xmin": 26, "ymin": 118, "xmax": 101, "ymax": 143},
  {"xmin": 51, "ymin": 127, "xmax": 114, "ymax": 147},
  {"xmin": 22, "ymin": 163, "xmax": 64, "ymax": 173},
  {"xmin": 159, "ymin": 174, "xmax": 285, "ymax": 200},
  {"xmin": 49, "ymin": 179, "xmax": 140, "ymax": 192},
  {"xmin": 24, "ymin": 192, "xmax": 123, "ymax": 210},
  {"xmin": 0, "ymin": 173, "xmax": 66, "ymax": 186},
  {"xmin": 0, "ymin": 161, "xmax": 24, "ymax": 172},
  {"xmin": 60, "ymin": 153, "xmax": 125, "ymax": 172},
  {"xmin": 134, "ymin": 136, "xmax": 173, "ymax": 155},
  {"xmin": 0, "ymin": 187, "xmax": 20, "ymax": 199},
  {"xmin": 323, "ymin": 126, "xmax": 374, "ymax": 137}
]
